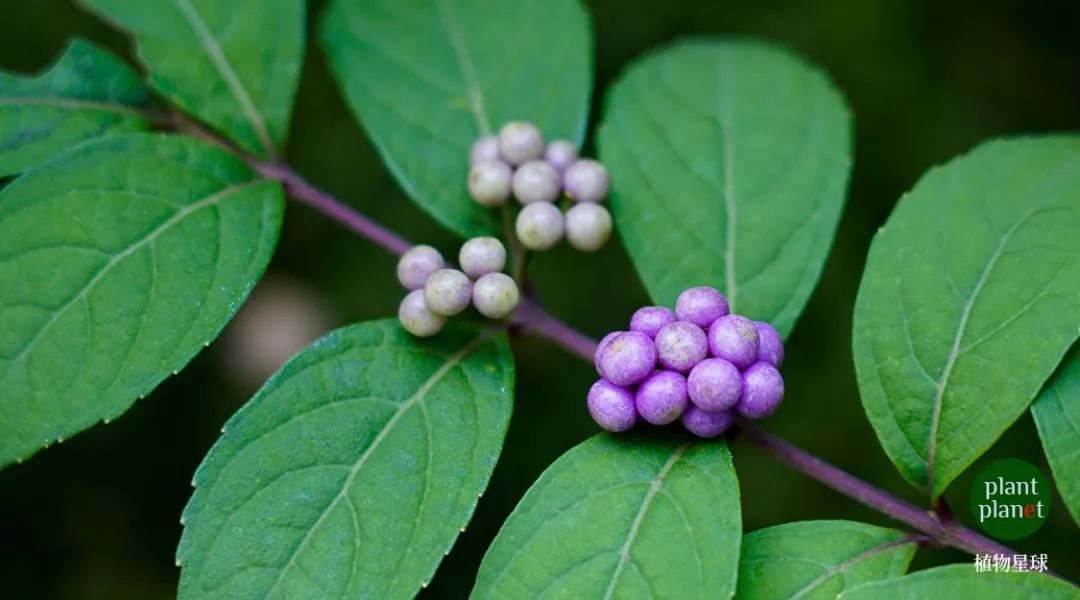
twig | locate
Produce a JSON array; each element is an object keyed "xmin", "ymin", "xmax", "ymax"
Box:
[{"xmin": 157, "ymin": 109, "xmax": 1065, "ymax": 575}]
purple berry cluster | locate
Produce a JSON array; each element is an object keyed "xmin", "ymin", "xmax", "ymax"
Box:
[
  {"xmin": 396, "ymin": 238, "xmax": 520, "ymax": 337},
  {"xmin": 467, "ymin": 121, "xmax": 613, "ymax": 252},
  {"xmin": 587, "ymin": 286, "xmax": 785, "ymax": 438}
]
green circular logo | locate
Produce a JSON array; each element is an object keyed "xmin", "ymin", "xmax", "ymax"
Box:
[{"xmin": 969, "ymin": 458, "xmax": 1050, "ymax": 540}]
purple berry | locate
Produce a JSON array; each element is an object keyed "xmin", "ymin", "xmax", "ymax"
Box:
[
  {"xmin": 594, "ymin": 331, "xmax": 622, "ymax": 374},
  {"xmin": 682, "ymin": 406, "xmax": 733, "ymax": 439},
  {"xmin": 635, "ymin": 370, "xmax": 689, "ymax": 425},
  {"xmin": 687, "ymin": 358, "xmax": 742, "ymax": 413},
  {"xmin": 630, "ymin": 306, "xmax": 677, "ymax": 339},
  {"xmin": 563, "ymin": 159, "xmax": 610, "ymax": 203},
  {"xmin": 708, "ymin": 314, "xmax": 760, "ymax": 369},
  {"xmin": 654, "ymin": 321, "xmax": 708, "ymax": 373},
  {"xmin": 544, "ymin": 139, "xmax": 578, "ymax": 173},
  {"xmin": 675, "ymin": 286, "xmax": 729, "ymax": 328},
  {"xmin": 596, "ymin": 331, "xmax": 657, "ymax": 387},
  {"xmin": 754, "ymin": 320, "xmax": 784, "ymax": 367},
  {"xmin": 470, "ymin": 135, "xmax": 502, "ymax": 165},
  {"xmin": 587, "ymin": 379, "xmax": 637, "ymax": 432},
  {"xmin": 735, "ymin": 362, "xmax": 784, "ymax": 419}
]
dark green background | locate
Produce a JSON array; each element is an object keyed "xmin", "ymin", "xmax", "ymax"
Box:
[{"xmin": 1, "ymin": 0, "xmax": 1078, "ymax": 597}]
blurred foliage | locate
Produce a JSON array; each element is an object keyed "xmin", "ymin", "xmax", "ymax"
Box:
[{"xmin": 0, "ymin": 0, "xmax": 1077, "ymax": 597}]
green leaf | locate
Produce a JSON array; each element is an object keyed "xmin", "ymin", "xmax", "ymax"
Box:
[
  {"xmin": 839, "ymin": 564, "xmax": 1080, "ymax": 600},
  {"xmin": 597, "ymin": 37, "xmax": 852, "ymax": 337},
  {"xmin": 0, "ymin": 39, "xmax": 151, "ymax": 176},
  {"xmin": 78, "ymin": 0, "xmax": 304, "ymax": 157},
  {"xmin": 853, "ymin": 136, "xmax": 1080, "ymax": 499},
  {"xmin": 471, "ymin": 433, "xmax": 741, "ymax": 599},
  {"xmin": 320, "ymin": 0, "xmax": 593, "ymax": 238},
  {"xmin": 737, "ymin": 520, "xmax": 917, "ymax": 600},
  {"xmin": 1032, "ymin": 345, "xmax": 1080, "ymax": 528},
  {"xmin": 0, "ymin": 133, "xmax": 282, "ymax": 467},
  {"xmin": 177, "ymin": 320, "xmax": 513, "ymax": 600}
]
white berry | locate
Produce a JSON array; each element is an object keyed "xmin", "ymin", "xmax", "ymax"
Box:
[
  {"xmin": 544, "ymin": 139, "xmax": 578, "ymax": 173},
  {"xmin": 512, "ymin": 160, "xmax": 561, "ymax": 204},
  {"xmin": 563, "ymin": 159, "xmax": 610, "ymax": 203},
  {"xmin": 498, "ymin": 121, "xmax": 544, "ymax": 166},
  {"xmin": 396, "ymin": 244, "xmax": 445, "ymax": 290},
  {"xmin": 470, "ymin": 135, "xmax": 501, "ymax": 165},
  {"xmin": 515, "ymin": 202, "xmax": 564, "ymax": 251},
  {"xmin": 472, "ymin": 272, "xmax": 520, "ymax": 319},
  {"xmin": 459, "ymin": 236, "xmax": 507, "ymax": 279},
  {"xmin": 423, "ymin": 268, "xmax": 472, "ymax": 316},
  {"xmin": 565, "ymin": 203, "xmax": 613, "ymax": 252},
  {"xmin": 399, "ymin": 290, "xmax": 445, "ymax": 337},
  {"xmin": 468, "ymin": 161, "xmax": 512, "ymax": 207}
]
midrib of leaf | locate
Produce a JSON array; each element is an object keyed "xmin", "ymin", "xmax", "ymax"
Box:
[
  {"xmin": 435, "ymin": 0, "xmax": 491, "ymax": 135},
  {"xmin": 601, "ymin": 443, "xmax": 688, "ymax": 600},
  {"xmin": 261, "ymin": 332, "xmax": 492, "ymax": 599},
  {"xmin": 718, "ymin": 48, "xmax": 738, "ymax": 311},
  {"xmin": 0, "ymin": 180, "xmax": 260, "ymax": 385},
  {"xmin": 925, "ymin": 202, "xmax": 1048, "ymax": 494},
  {"xmin": 174, "ymin": 0, "xmax": 274, "ymax": 154},
  {"xmin": 787, "ymin": 537, "xmax": 913, "ymax": 600},
  {"xmin": 0, "ymin": 96, "xmax": 147, "ymax": 116}
]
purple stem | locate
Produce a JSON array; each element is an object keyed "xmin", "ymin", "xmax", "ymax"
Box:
[
  {"xmin": 163, "ymin": 111, "xmax": 1049, "ymax": 569},
  {"xmin": 251, "ymin": 161, "xmax": 413, "ymax": 256},
  {"xmin": 738, "ymin": 424, "xmax": 1022, "ymax": 559}
]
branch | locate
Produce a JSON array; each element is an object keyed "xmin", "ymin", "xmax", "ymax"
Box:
[{"xmin": 160, "ymin": 111, "xmax": 1048, "ymax": 571}]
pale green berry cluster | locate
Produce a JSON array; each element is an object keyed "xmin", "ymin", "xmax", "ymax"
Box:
[
  {"xmin": 396, "ymin": 238, "xmax": 520, "ymax": 337},
  {"xmin": 467, "ymin": 121, "xmax": 613, "ymax": 253}
]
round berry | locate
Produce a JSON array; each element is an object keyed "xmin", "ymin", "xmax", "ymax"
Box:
[
  {"xmin": 654, "ymin": 321, "xmax": 708, "ymax": 373},
  {"xmin": 675, "ymin": 287, "xmax": 729, "ymax": 328},
  {"xmin": 687, "ymin": 358, "xmax": 742, "ymax": 413},
  {"xmin": 423, "ymin": 268, "xmax": 472, "ymax": 316},
  {"xmin": 498, "ymin": 121, "xmax": 544, "ymax": 166},
  {"xmin": 471, "ymin": 272, "xmax": 519, "ymax": 319},
  {"xmin": 635, "ymin": 370, "xmax": 689, "ymax": 425},
  {"xmin": 708, "ymin": 314, "xmax": 760, "ymax": 369},
  {"xmin": 564, "ymin": 203, "xmax": 613, "ymax": 252},
  {"xmin": 396, "ymin": 244, "xmax": 445, "ymax": 290},
  {"xmin": 563, "ymin": 159, "xmax": 610, "ymax": 203},
  {"xmin": 515, "ymin": 202, "xmax": 564, "ymax": 250},
  {"xmin": 512, "ymin": 160, "xmax": 561, "ymax": 204},
  {"xmin": 630, "ymin": 306, "xmax": 677, "ymax": 339},
  {"xmin": 596, "ymin": 330, "xmax": 657, "ymax": 387},
  {"xmin": 595, "ymin": 331, "xmax": 622, "ymax": 375},
  {"xmin": 682, "ymin": 406, "xmax": 733, "ymax": 439},
  {"xmin": 544, "ymin": 139, "xmax": 578, "ymax": 173},
  {"xmin": 470, "ymin": 135, "xmax": 502, "ymax": 165},
  {"xmin": 754, "ymin": 321, "xmax": 784, "ymax": 367},
  {"xmin": 468, "ymin": 161, "xmax": 512, "ymax": 207},
  {"xmin": 398, "ymin": 290, "xmax": 445, "ymax": 337},
  {"xmin": 735, "ymin": 361, "xmax": 784, "ymax": 419},
  {"xmin": 587, "ymin": 379, "xmax": 637, "ymax": 433},
  {"xmin": 459, "ymin": 236, "xmax": 507, "ymax": 278}
]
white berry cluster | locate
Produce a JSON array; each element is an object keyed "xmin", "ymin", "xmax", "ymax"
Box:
[
  {"xmin": 468, "ymin": 121, "xmax": 613, "ymax": 252},
  {"xmin": 396, "ymin": 238, "xmax": 520, "ymax": 337}
]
